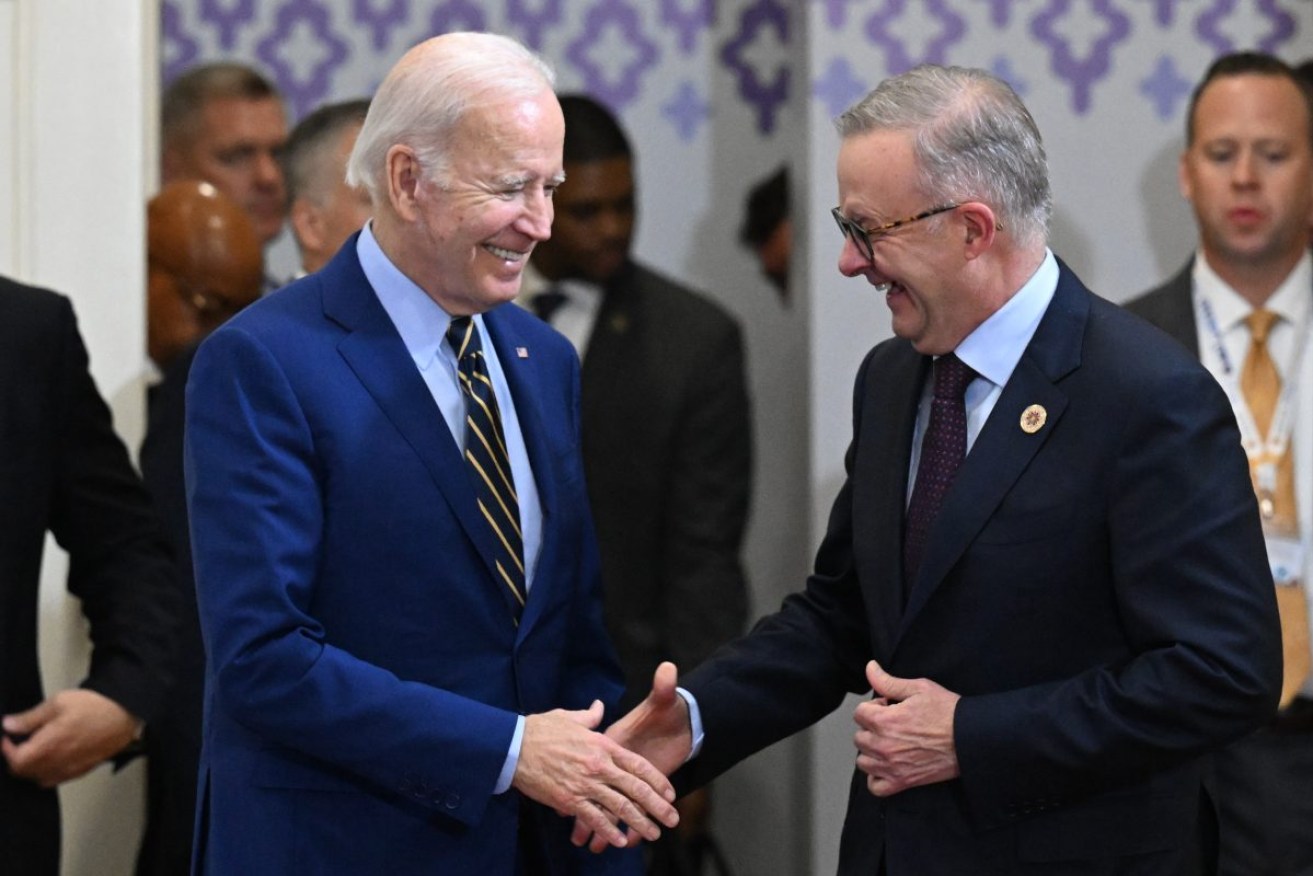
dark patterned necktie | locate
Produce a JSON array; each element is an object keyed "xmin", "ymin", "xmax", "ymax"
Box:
[
  {"xmin": 903, "ymin": 353, "xmax": 976, "ymax": 594},
  {"xmin": 446, "ymin": 316, "xmax": 526, "ymax": 620}
]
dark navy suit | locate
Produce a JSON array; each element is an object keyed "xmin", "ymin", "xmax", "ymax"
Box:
[{"xmin": 679, "ymin": 264, "xmax": 1281, "ymax": 875}]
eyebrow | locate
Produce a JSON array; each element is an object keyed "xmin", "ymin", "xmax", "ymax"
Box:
[{"xmin": 492, "ymin": 172, "xmax": 567, "ymax": 188}]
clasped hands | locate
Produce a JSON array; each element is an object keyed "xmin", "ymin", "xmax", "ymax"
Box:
[
  {"xmin": 854, "ymin": 660, "xmax": 961, "ymax": 796},
  {"xmin": 550, "ymin": 659, "xmax": 961, "ymax": 853}
]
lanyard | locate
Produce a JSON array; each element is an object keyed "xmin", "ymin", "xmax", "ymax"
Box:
[{"xmin": 1197, "ymin": 295, "xmax": 1310, "ymax": 463}]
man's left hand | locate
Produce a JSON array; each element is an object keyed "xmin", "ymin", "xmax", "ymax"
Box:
[
  {"xmin": 853, "ymin": 660, "xmax": 961, "ymax": 797},
  {"xmin": 2, "ymin": 689, "xmax": 140, "ymax": 787}
]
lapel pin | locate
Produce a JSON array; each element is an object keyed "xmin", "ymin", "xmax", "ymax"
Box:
[
  {"xmin": 515, "ymin": 346, "xmax": 529, "ymax": 358},
  {"xmin": 1020, "ymin": 404, "xmax": 1047, "ymax": 434}
]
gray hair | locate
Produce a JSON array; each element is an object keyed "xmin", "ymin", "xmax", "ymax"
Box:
[
  {"xmin": 345, "ymin": 32, "xmax": 556, "ymax": 203},
  {"xmin": 283, "ymin": 98, "xmax": 371, "ymax": 207},
  {"xmin": 835, "ymin": 65, "xmax": 1051, "ymax": 247},
  {"xmin": 162, "ymin": 62, "xmax": 282, "ymax": 150}
]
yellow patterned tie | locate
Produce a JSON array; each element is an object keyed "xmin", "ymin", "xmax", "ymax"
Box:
[
  {"xmin": 447, "ymin": 316, "xmax": 526, "ymax": 621},
  {"xmin": 1242, "ymin": 309, "xmax": 1309, "ymax": 708}
]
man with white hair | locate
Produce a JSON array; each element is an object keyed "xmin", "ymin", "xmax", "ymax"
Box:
[{"xmin": 185, "ymin": 32, "xmax": 675, "ymax": 875}]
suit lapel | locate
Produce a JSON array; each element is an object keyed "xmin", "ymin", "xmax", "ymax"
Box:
[
  {"xmin": 579, "ymin": 277, "xmax": 634, "ymax": 414},
  {"xmin": 1153, "ymin": 261, "xmax": 1200, "ymax": 355},
  {"xmin": 899, "ymin": 265, "xmax": 1087, "ymax": 633},
  {"xmin": 323, "ymin": 244, "xmax": 509, "ymax": 595},
  {"xmin": 859, "ymin": 347, "xmax": 927, "ymax": 652}
]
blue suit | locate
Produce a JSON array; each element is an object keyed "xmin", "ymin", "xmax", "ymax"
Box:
[{"xmin": 185, "ymin": 238, "xmax": 634, "ymax": 875}]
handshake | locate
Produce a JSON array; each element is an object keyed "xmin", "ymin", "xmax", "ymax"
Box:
[{"xmin": 511, "ymin": 662, "xmax": 690, "ymax": 852}]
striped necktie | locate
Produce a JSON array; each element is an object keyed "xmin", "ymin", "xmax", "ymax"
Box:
[{"xmin": 446, "ymin": 316, "xmax": 526, "ymax": 620}]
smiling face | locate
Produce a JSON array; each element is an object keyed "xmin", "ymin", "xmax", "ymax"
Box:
[
  {"xmin": 836, "ymin": 128, "xmax": 986, "ymax": 355},
  {"xmin": 1180, "ymin": 73, "xmax": 1313, "ymax": 281},
  {"xmin": 390, "ymin": 88, "xmax": 565, "ymax": 315}
]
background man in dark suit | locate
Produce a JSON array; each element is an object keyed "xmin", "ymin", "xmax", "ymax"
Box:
[
  {"xmin": 602, "ymin": 64, "xmax": 1282, "ymax": 876},
  {"xmin": 1126, "ymin": 52, "xmax": 1313, "ymax": 876},
  {"xmin": 184, "ymin": 32, "xmax": 676, "ymax": 875},
  {"xmin": 523, "ymin": 94, "xmax": 751, "ymax": 875},
  {"xmin": 0, "ymin": 275, "xmax": 177, "ymax": 876},
  {"xmin": 136, "ymin": 180, "xmax": 263, "ymax": 876}
]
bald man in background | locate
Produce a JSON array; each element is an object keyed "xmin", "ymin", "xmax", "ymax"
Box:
[
  {"xmin": 137, "ymin": 180, "xmax": 262, "ymax": 876},
  {"xmin": 283, "ymin": 98, "xmax": 373, "ymax": 277}
]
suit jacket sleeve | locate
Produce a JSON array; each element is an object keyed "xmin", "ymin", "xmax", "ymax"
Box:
[
  {"xmin": 678, "ymin": 349, "xmax": 879, "ymax": 785},
  {"xmin": 47, "ymin": 294, "xmax": 178, "ymax": 722}
]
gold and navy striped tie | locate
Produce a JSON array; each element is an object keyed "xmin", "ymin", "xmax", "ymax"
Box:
[{"xmin": 446, "ymin": 316, "xmax": 526, "ymax": 620}]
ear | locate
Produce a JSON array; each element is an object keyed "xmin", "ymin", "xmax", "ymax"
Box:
[
  {"xmin": 1177, "ymin": 151, "xmax": 1193, "ymax": 203},
  {"xmin": 384, "ymin": 145, "xmax": 424, "ymax": 222},
  {"xmin": 958, "ymin": 202, "xmax": 997, "ymax": 260},
  {"xmin": 289, "ymin": 197, "xmax": 324, "ymax": 253}
]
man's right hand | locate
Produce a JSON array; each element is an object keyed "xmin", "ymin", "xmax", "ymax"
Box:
[
  {"xmin": 513, "ymin": 700, "xmax": 678, "ymax": 850},
  {"xmin": 572, "ymin": 662, "xmax": 695, "ymax": 851}
]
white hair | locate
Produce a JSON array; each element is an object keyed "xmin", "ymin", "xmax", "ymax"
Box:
[{"xmin": 345, "ymin": 31, "xmax": 556, "ymax": 202}]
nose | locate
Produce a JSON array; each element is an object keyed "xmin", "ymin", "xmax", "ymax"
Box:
[
  {"xmin": 837, "ymin": 235, "xmax": 873, "ymax": 278},
  {"xmin": 597, "ymin": 207, "xmax": 631, "ymax": 243},
  {"xmin": 1231, "ymin": 149, "xmax": 1258, "ymax": 188},
  {"xmin": 520, "ymin": 188, "xmax": 554, "ymax": 241},
  {"xmin": 255, "ymin": 150, "xmax": 283, "ymax": 189}
]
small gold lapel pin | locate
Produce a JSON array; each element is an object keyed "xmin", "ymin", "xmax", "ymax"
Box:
[
  {"xmin": 1020, "ymin": 404, "xmax": 1047, "ymax": 434},
  {"xmin": 515, "ymin": 347, "xmax": 529, "ymax": 359}
]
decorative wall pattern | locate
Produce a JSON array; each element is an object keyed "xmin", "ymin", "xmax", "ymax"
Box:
[
  {"xmin": 810, "ymin": 0, "xmax": 1306, "ymax": 119},
  {"xmin": 165, "ymin": 0, "xmax": 1310, "ymax": 139},
  {"xmin": 163, "ymin": 0, "xmax": 796, "ymax": 134}
]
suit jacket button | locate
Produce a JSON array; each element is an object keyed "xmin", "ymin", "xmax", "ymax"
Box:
[{"xmin": 444, "ymin": 792, "xmax": 461, "ymax": 810}]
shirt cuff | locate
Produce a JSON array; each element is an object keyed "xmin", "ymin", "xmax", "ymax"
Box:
[
  {"xmin": 494, "ymin": 715, "xmax": 526, "ymax": 794},
  {"xmin": 676, "ymin": 687, "xmax": 704, "ymax": 761}
]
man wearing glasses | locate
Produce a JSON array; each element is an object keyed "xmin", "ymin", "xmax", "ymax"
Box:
[{"xmin": 603, "ymin": 64, "xmax": 1281, "ymax": 875}]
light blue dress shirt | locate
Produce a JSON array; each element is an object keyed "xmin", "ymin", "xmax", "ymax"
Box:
[
  {"xmin": 907, "ymin": 249, "xmax": 1058, "ymax": 496},
  {"xmin": 356, "ymin": 223, "xmax": 540, "ymax": 793}
]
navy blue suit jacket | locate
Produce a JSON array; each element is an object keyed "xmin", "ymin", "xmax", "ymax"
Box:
[
  {"xmin": 185, "ymin": 238, "xmax": 635, "ymax": 875},
  {"xmin": 680, "ymin": 264, "xmax": 1281, "ymax": 875}
]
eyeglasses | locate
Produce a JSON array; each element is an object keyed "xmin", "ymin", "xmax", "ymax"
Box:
[{"xmin": 831, "ymin": 203, "xmax": 960, "ymax": 262}]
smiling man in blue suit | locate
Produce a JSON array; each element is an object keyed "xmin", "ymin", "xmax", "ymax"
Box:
[{"xmin": 184, "ymin": 31, "xmax": 676, "ymax": 876}]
